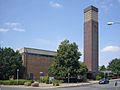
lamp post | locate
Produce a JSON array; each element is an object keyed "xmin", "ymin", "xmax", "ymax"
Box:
[
  {"xmin": 107, "ymin": 22, "xmax": 119, "ymax": 90},
  {"xmin": 67, "ymin": 68, "xmax": 70, "ymax": 83},
  {"xmin": 17, "ymin": 69, "xmax": 19, "ymax": 85},
  {"xmin": 107, "ymin": 21, "xmax": 120, "ymax": 25}
]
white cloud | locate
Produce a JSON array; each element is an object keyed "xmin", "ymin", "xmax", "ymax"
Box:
[
  {"xmin": 49, "ymin": 1, "xmax": 63, "ymax": 8},
  {"xmin": 101, "ymin": 46, "xmax": 120, "ymax": 52},
  {"xmin": 5, "ymin": 22, "xmax": 20, "ymax": 26},
  {"xmin": 0, "ymin": 22, "xmax": 25, "ymax": 32},
  {"xmin": 13, "ymin": 27, "xmax": 25, "ymax": 32},
  {"xmin": 0, "ymin": 28, "xmax": 9, "ymax": 32}
]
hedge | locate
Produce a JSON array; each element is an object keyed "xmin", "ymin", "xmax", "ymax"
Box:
[{"xmin": 0, "ymin": 79, "xmax": 33, "ymax": 85}]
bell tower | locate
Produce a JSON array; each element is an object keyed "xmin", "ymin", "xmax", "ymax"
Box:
[{"xmin": 84, "ymin": 5, "xmax": 99, "ymax": 78}]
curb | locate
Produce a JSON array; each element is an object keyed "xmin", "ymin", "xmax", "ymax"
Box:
[
  {"xmin": 0, "ymin": 81, "xmax": 100, "ymax": 89},
  {"xmin": 58, "ymin": 82, "xmax": 98, "ymax": 88},
  {"xmin": 1, "ymin": 79, "xmax": 119, "ymax": 89}
]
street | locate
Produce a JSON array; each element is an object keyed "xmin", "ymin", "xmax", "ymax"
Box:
[
  {"xmin": 55, "ymin": 81, "xmax": 120, "ymax": 90},
  {"xmin": 0, "ymin": 81, "xmax": 120, "ymax": 90}
]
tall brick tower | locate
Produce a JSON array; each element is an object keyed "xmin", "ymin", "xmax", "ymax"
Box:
[{"xmin": 84, "ymin": 6, "xmax": 99, "ymax": 78}]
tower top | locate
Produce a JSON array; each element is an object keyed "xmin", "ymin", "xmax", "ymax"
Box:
[{"xmin": 84, "ymin": 5, "xmax": 98, "ymax": 13}]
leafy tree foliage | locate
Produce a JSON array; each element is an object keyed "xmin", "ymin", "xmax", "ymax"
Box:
[
  {"xmin": 0, "ymin": 47, "xmax": 24, "ymax": 80},
  {"xmin": 98, "ymin": 65, "xmax": 107, "ymax": 78},
  {"xmin": 78, "ymin": 61, "xmax": 88, "ymax": 75},
  {"xmin": 107, "ymin": 58, "xmax": 120, "ymax": 75},
  {"xmin": 49, "ymin": 40, "xmax": 87, "ymax": 78},
  {"xmin": 99, "ymin": 65, "xmax": 106, "ymax": 71}
]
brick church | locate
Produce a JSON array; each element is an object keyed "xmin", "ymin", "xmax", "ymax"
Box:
[{"xmin": 19, "ymin": 5, "xmax": 99, "ymax": 80}]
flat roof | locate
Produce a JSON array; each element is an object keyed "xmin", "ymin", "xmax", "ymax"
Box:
[
  {"xmin": 19, "ymin": 47, "xmax": 56, "ymax": 56},
  {"xmin": 84, "ymin": 5, "xmax": 98, "ymax": 13}
]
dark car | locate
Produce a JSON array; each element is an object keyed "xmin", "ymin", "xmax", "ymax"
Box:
[{"xmin": 99, "ymin": 78, "xmax": 109, "ymax": 84}]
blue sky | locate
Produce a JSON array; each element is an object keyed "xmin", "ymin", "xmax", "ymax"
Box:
[{"xmin": 0, "ymin": 0, "xmax": 120, "ymax": 67}]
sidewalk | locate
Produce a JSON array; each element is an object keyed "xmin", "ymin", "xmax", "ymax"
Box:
[
  {"xmin": 0, "ymin": 80, "xmax": 99, "ymax": 89},
  {"xmin": 1, "ymin": 78, "xmax": 120, "ymax": 89},
  {"xmin": 57, "ymin": 80, "xmax": 99, "ymax": 88}
]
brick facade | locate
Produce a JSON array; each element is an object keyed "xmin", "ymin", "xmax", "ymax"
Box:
[
  {"xmin": 84, "ymin": 6, "xmax": 99, "ymax": 76},
  {"xmin": 19, "ymin": 47, "xmax": 56, "ymax": 80}
]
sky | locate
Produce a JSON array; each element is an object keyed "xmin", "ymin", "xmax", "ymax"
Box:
[{"xmin": 0, "ymin": 0, "xmax": 120, "ymax": 67}]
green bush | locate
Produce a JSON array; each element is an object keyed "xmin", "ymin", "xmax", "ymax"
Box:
[
  {"xmin": 0, "ymin": 80, "xmax": 14, "ymax": 85},
  {"xmin": 52, "ymin": 80, "xmax": 60, "ymax": 86},
  {"xmin": 24, "ymin": 81, "xmax": 31, "ymax": 86},
  {"xmin": 1, "ymin": 80, "xmax": 11, "ymax": 85},
  {"xmin": 49, "ymin": 80, "xmax": 52, "ymax": 84},
  {"xmin": 0, "ymin": 81, "xmax": 2, "ymax": 85},
  {"xmin": 40, "ymin": 76, "xmax": 49, "ymax": 84},
  {"xmin": 96, "ymin": 75, "xmax": 101, "ymax": 80},
  {"xmin": 0, "ymin": 80, "xmax": 32, "ymax": 85},
  {"xmin": 9, "ymin": 80, "xmax": 17, "ymax": 85},
  {"xmin": 18, "ymin": 79, "xmax": 27, "ymax": 85},
  {"xmin": 59, "ymin": 80, "xmax": 64, "ymax": 84},
  {"xmin": 107, "ymin": 77, "xmax": 112, "ymax": 80}
]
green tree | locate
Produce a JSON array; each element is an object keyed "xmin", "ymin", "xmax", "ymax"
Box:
[
  {"xmin": 99, "ymin": 65, "xmax": 106, "ymax": 71},
  {"xmin": 49, "ymin": 40, "xmax": 87, "ymax": 79},
  {"xmin": 78, "ymin": 62, "xmax": 88, "ymax": 75},
  {"xmin": 98, "ymin": 65, "xmax": 107, "ymax": 79},
  {"xmin": 0, "ymin": 47, "xmax": 24, "ymax": 80},
  {"xmin": 107, "ymin": 58, "xmax": 120, "ymax": 76}
]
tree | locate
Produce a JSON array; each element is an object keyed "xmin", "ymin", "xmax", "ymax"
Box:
[
  {"xmin": 99, "ymin": 65, "xmax": 106, "ymax": 71},
  {"xmin": 49, "ymin": 40, "xmax": 87, "ymax": 79},
  {"xmin": 78, "ymin": 61, "xmax": 88, "ymax": 76},
  {"xmin": 107, "ymin": 58, "xmax": 120, "ymax": 76},
  {"xmin": 98, "ymin": 65, "xmax": 107, "ymax": 78},
  {"xmin": 0, "ymin": 47, "xmax": 24, "ymax": 80}
]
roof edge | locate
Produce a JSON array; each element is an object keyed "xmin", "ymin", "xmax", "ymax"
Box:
[{"xmin": 84, "ymin": 5, "xmax": 98, "ymax": 13}]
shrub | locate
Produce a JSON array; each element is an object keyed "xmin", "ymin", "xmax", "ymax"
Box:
[
  {"xmin": 0, "ymin": 79, "xmax": 32, "ymax": 85},
  {"xmin": 96, "ymin": 75, "xmax": 101, "ymax": 80},
  {"xmin": 0, "ymin": 81, "xmax": 2, "ymax": 85},
  {"xmin": 52, "ymin": 80, "xmax": 60, "ymax": 86},
  {"xmin": 59, "ymin": 80, "xmax": 64, "ymax": 84},
  {"xmin": 49, "ymin": 80, "xmax": 52, "ymax": 84},
  {"xmin": 24, "ymin": 81, "xmax": 31, "ymax": 86},
  {"xmin": 40, "ymin": 76, "xmax": 49, "ymax": 84},
  {"xmin": 9, "ymin": 80, "xmax": 17, "ymax": 85},
  {"xmin": 31, "ymin": 81, "xmax": 39, "ymax": 87},
  {"xmin": 18, "ymin": 79, "xmax": 27, "ymax": 85},
  {"xmin": 1, "ymin": 80, "xmax": 11, "ymax": 85},
  {"xmin": 107, "ymin": 77, "xmax": 112, "ymax": 80}
]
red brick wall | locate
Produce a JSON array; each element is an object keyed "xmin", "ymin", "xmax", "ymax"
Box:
[
  {"xmin": 22, "ymin": 53, "xmax": 54, "ymax": 79},
  {"xmin": 84, "ymin": 20, "xmax": 92, "ymax": 71},
  {"xmin": 84, "ymin": 20, "xmax": 98, "ymax": 73}
]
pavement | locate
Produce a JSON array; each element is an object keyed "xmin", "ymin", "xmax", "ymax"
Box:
[
  {"xmin": 0, "ymin": 79, "xmax": 120, "ymax": 89},
  {"xmin": 0, "ymin": 80, "xmax": 99, "ymax": 89}
]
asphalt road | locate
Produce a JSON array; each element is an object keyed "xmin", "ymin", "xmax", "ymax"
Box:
[
  {"xmin": 55, "ymin": 81, "xmax": 120, "ymax": 90},
  {"xmin": 0, "ymin": 80, "xmax": 120, "ymax": 90}
]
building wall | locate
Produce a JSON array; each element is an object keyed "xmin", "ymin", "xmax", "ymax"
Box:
[{"xmin": 19, "ymin": 47, "xmax": 56, "ymax": 80}]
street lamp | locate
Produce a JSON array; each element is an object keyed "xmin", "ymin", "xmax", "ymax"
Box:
[
  {"xmin": 17, "ymin": 69, "xmax": 19, "ymax": 85},
  {"xmin": 107, "ymin": 21, "xmax": 120, "ymax": 25},
  {"xmin": 67, "ymin": 68, "xmax": 70, "ymax": 83}
]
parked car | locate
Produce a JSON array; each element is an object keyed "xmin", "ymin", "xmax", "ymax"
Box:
[{"xmin": 99, "ymin": 78, "xmax": 109, "ymax": 84}]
